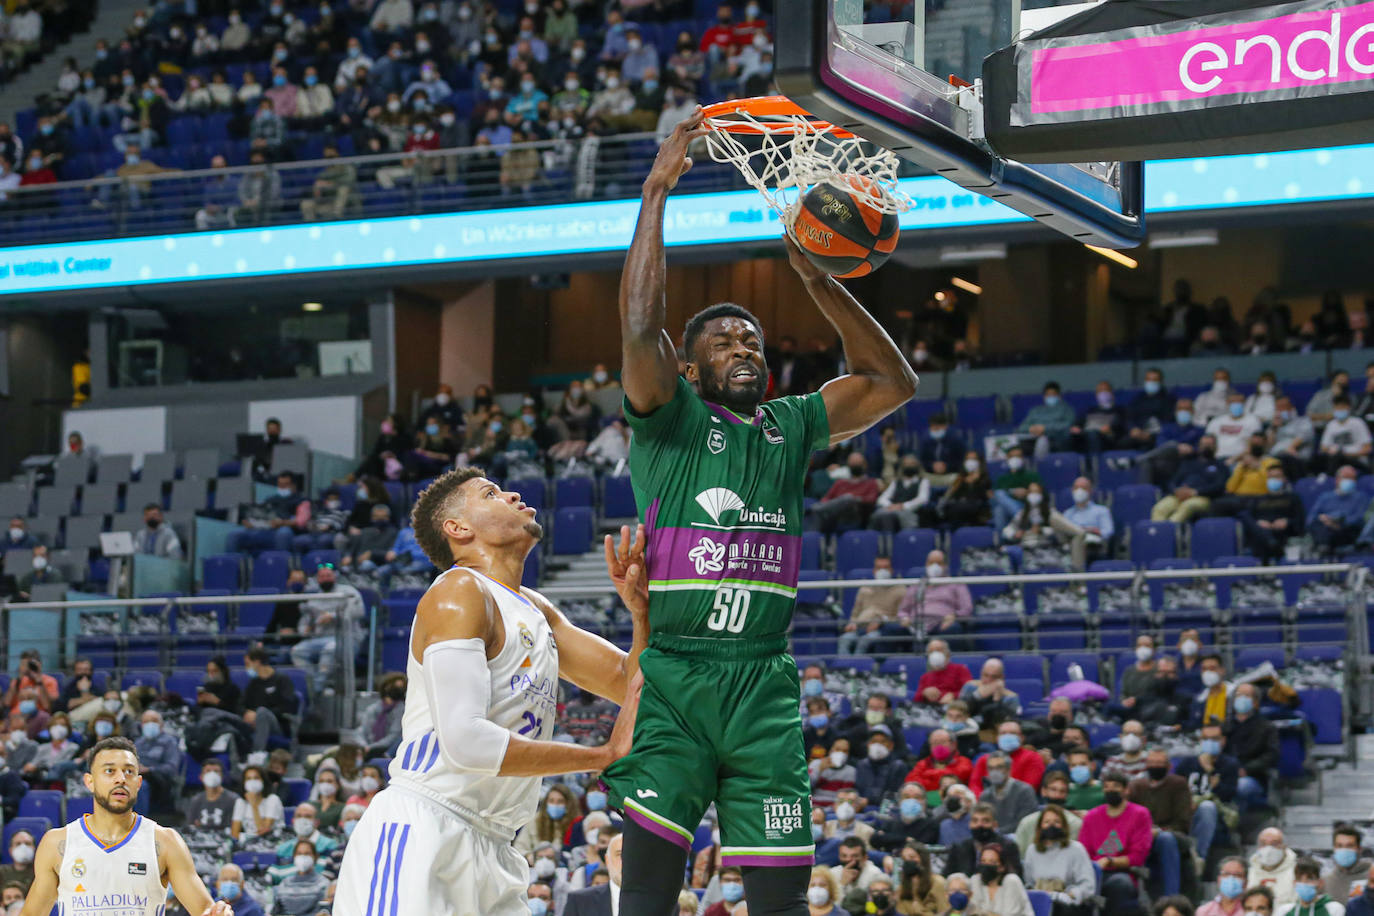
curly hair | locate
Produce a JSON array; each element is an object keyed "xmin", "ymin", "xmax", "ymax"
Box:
[{"xmin": 410, "ymin": 466, "xmax": 487, "ymax": 569}]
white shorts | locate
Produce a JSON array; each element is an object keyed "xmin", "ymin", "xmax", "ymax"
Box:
[{"xmin": 334, "ymin": 785, "xmax": 529, "ymax": 916}]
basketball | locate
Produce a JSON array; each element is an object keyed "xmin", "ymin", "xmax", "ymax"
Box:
[{"xmin": 790, "ymin": 175, "xmax": 900, "ymax": 279}]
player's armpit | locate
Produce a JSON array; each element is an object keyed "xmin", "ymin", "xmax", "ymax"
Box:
[
  {"xmin": 16, "ymin": 829, "xmax": 63, "ymax": 916},
  {"xmin": 157, "ymin": 825, "xmax": 217, "ymax": 916},
  {"xmin": 410, "ymin": 569, "xmax": 497, "ymax": 664}
]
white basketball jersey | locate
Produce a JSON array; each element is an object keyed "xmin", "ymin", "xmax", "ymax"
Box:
[
  {"xmin": 57, "ymin": 814, "xmax": 166, "ymax": 916},
  {"xmin": 390, "ymin": 567, "xmax": 559, "ymax": 836}
]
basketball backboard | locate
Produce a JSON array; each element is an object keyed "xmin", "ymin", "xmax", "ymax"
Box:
[{"xmin": 775, "ymin": 0, "xmax": 1146, "ymax": 248}]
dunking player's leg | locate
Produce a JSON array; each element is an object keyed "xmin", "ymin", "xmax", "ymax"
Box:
[
  {"xmin": 621, "ymin": 819, "xmax": 690, "ymax": 916},
  {"xmin": 741, "ymin": 867, "xmax": 809, "ymax": 916}
]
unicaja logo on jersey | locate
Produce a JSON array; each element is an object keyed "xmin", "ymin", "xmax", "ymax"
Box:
[
  {"xmin": 694, "ymin": 488, "xmax": 788, "ymax": 529},
  {"xmin": 689, "ymin": 537, "xmax": 727, "ymax": 575}
]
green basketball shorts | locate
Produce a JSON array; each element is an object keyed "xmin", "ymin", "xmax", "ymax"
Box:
[{"xmin": 601, "ymin": 633, "xmax": 815, "ymax": 868}]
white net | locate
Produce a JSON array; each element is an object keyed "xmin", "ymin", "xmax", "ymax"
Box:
[{"xmin": 703, "ymin": 105, "xmax": 913, "ymax": 232}]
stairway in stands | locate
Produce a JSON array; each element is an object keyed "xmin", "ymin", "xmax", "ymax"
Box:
[
  {"xmin": 0, "ymin": 0, "xmax": 144, "ymax": 126},
  {"xmin": 539, "ymin": 549, "xmax": 616, "ymax": 599},
  {"xmin": 1279, "ymin": 734, "xmax": 1374, "ymax": 851}
]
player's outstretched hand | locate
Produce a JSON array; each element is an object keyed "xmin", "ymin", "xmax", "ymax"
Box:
[
  {"xmin": 646, "ymin": 107, "xmax": 709, "ymax": 192},
  {"xmin": 604, "ymin": 670, "xmax": 644, "ymax": 766},
  {"xmin": 783, "ymin": 233, "xmax": 828, "ymax": 284},
  {"xmin": 605, "ymin": 524, "xmax": 649, "ymax": 621},
  {"xmin": 200, "ymin": 900, "xmax": 234, "ymax": 916}
]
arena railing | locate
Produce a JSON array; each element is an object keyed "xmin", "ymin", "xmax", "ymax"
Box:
[
  {"xmin": 0, "ymin": 131, "xmax": 749, "ymax": 247},
  {"xmin": 0, "ymin": 590, "xmax": 361, "ymax": 727}
]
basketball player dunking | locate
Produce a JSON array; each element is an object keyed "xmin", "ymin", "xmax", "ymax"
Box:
[
  {"xmin": 20, "ymin": 737, "xmax": 233, "ymax": 916},
  {"xmin": 334, "ymin": 467, "xmax": 648, "ymax": 916}
]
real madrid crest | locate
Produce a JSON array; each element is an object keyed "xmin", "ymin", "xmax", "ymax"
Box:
[
  {"xmin": 518, "ymin": 622, "xmax": 535, "ymax": 650},
  {"xmin": 72, "ymin": 857, "xmax": 86, "ymax": 878}
]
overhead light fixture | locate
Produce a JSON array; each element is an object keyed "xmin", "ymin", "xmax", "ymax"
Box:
[
  {"xmin": 939, "ymin": 243, "xmax": 1007, "ymax": 263},
  {"xmin": 951, "ymin": 277, "xmax": 983, "ymax": 295},
  {"xmin": 934, "ymin": 291, "xmax": 947, "ymax": 302},
  {"xmin": 1085, "ymin": 245, "xmax": 1139, "ymax": 269},
  {"xmin": 302, "ymin": 302, "xmax": 324, "ymax": 312},
  {"xmin": 1148, "ymin": 230, "xmax": 1219, "ymax": 249}
]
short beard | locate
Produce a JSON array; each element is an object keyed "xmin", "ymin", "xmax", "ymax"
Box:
[
  {"xmin": 95, "ymin": 789, "xmax": 135, "ymax": 815},
  {"xmin": 524, "ymin": 520, "xmax": 544, "ymax": 541},
  {"xmin": 698, "ymin": 367, "xmax": 767, "ymax": 414}
]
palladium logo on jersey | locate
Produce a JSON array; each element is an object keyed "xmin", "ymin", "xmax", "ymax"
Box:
[{"xmin": 694, "ymin": 488, "xmax": 788, "ymax": 529}]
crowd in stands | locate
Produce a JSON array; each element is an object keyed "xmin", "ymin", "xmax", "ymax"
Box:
[{"xmin": 2, "ymin": 0, "xmax": 776, "ymax": 222}]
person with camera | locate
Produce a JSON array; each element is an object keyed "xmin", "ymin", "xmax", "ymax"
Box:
[{"xmin": 4, "ymin": 651, "xmax": 57, "ymax": 716}]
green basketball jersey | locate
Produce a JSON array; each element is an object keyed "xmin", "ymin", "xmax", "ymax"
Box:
[{"xmin": 624, "ymin": 377, "xmax": 830, "ymax": 641}]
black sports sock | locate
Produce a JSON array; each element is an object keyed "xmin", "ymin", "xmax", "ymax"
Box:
[
  {"xmin": 620, "ymin": 817, "xmax": 691, "ymax": 916},
  {"xmin": 740, "ymin": 865, "xmax": 810, "ymax": 916}
]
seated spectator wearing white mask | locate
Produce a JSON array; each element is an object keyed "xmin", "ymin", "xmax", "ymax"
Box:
[{"xmin": 1250, "ymin": 828, "xmax": 1300, "ymax": 907}]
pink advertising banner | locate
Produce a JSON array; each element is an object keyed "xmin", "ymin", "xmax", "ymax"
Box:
[{"xmin": 1028, "ymin": 0, "xmax": 1374, "ymax": 117}]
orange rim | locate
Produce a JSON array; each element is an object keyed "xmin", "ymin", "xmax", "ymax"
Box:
[{"xmin": 700, "ymin": 95, "xmax": 856, "ymax": 139}]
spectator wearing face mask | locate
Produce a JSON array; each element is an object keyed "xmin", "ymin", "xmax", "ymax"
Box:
[
  {"xmin": 1019, "ymin": 382, "xmax": 1076, "ymax": 456},
  {"xmin": 1126, "ymin": 749, "xmax": 1194, "ymax": 897},
  {"xmin": 1226, "ymin": 683, "xmax": 1278, "ymax": 810},
  {"xmin": 241, "ymin": 647, "xmax": 299, "ymax": 752},
  {"xmin": 703, "ymin": 866, "xmax": 746, "ymax": 916},
  {"xmin": 1015, "ymin": 771, "xmax": 1082, "ymax": 851},
  {"xmin": 289, "ymin": 564, "xmax": 365, "ymax": 692},
  {"xmin": 970, "ymin": 722, "xmax": 1043, "ymax": 794},
  {"xmin": 232, "ymin": 764, "xmax": 284, "ymax": 840},
  {"xmin": 990, "ymin": 446, "xmax": 1042, "ymax": 531},
  {"xmin": 979, "ymin": 751, "xmax": 1038, "ymax": 829},
  {"xmin": 271, "ymin": 801, "xmax": 338, "ymax": 865},
  {"xmin": 825, "ymin": 788, "xmax": 874, "ymax": 844},
  {"xmin": 1194, "ymin": 370, "xmax": 1238, "ymax": 426},
  {"xmin": 186, "ymin": 758, "xmax": 240, "ymax": 832},
  {"xmin": 2, "ymin": 518, "xmax": 33, "ymax": 553},
  {"xmin": 1268, "ymin": 396, "xmax": 1314, "ymax": 478},
  {"xmin": 1307, "ymin": 371, "xmax": 1352, "ymax": 426},
  {"xmin": 810, "ymin": 737, "xmax": 857, "ymax": 808},
  {"xmin": 215, "ymin": 863, "xmax": 264, "ymax": 916},
  {"xmin": 839, "ymin": 558, "xmax": 907, "ymax": 656},
  {"xmin": 1104, "ymin": 720, "xmax": 1149, "ymax": 780},
  {"xmin": 913, "ymin": 639, "xmax": 971, "ymax": 705},
  {"xmin": 870, "ymin": 455, "xmax": 933, "ymax": 531},
  {"xmin": 1073, "ymin": 381, "xmax": 1129, "ymax": 454},
  {"xmin": 1249, "ymin": 829, "xmax": 1300, "ymax": 908},
  {"xmin": 1128, "ymin": 369, "xmax": 1174, "ymax": 446},
  {"xmin": 1063, "ymin": 747, "xmax": 1103, "ymax": 812},
  {"xmin": 1080, "ymin": 771, "xmax": 1153, "ymax": 915},
  {"xmin": 1152, "ymin": 435, "xmax": 1228, "ymax": 523},
  {"xmin": 15, "ymin": 545, "xmax": 65, "ymax": 600},
  {"xmin": 134, "ymin": 709, "xmax": 182, "ymax": 812},
  {"xmin": 340, "ymin": 502, "xmax": 399, "ymax": 571},
  {"xmin": 23, "ymin": 711, "xmax": 78, "ymax": 783},
  {"xmin": 1199, "ymin": 857, "xmax": 1250, "ymax": 916},
  {"xmin": 1279, "ymin": 859, "xmax": 1345, "ymax": 916},
  {"xmin": 808, "ymin": 453, "xmax": 881, "ymax": 534},
  {"xmin": 919, "ymin": 415, "xmax": 965, "ymax": 475},
  {"xmin": 1308, "ymin": 466, "xmax": 1370, "ymax": 553},
  {"xmin": 358, "ymin": 672, "xmax": 406, "ymax": 756},
  {"xmin": 945, "ymin": 803, "xmax": 1023, "ymax": 879},
  {"xmin": 903, "ymin": 555, "xmax": 973, "ymax": 640},
  {"xmin": 1003, "ymin": 481, "xmax": 1090, "ymax": 569},
  {"xmin": 873, "ymin": 783, "xmax": 940, "ymax": 850},
  {"xmin": 226, "ymin": 471, "xmax": 312, "ymax": 554},
  {"xmin": 0, "ymin": 831, "xmax": 37, "ymax": 892},
  {"xmin": 275, "ymin": 839, "xmax": 330, "ymax": 914},
  {"xmin": 132, "ymin": 503, "xmax": 183, "ymax": 559},
  {"xmin": 904, "ymin": 728, "xmax": 971, "ymax": 790},
  {"xmin": 1022, "ymin": 804, "xmax": 1096, "ymax": 916},
  {"xmin": 1318, "ymin": 396, "xmax": 1372, "ymax": 474},
  {"xmin": 960, "ymin": 659, "xmax": 1022, "ymax": 727}
]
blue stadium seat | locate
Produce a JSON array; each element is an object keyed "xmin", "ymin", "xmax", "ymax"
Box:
[
  {"xmin": 18, "ymin": 791, "xmax": 63, "ymax": 824},
  {"xmin": 1208, "ymin": 555, "xmax": 1260, "ymax": 609},
  {"xmin": 892, "ymin": 529, "xmax": 938, "ymax": 573},
  {"xmin": 1050, "ymin": 652, "xmax": 1099, "ymax": 685},
  {"xmin": 1038, "ymin": 452, "xmax": 1083, "ymax": 492},
  {"xmin": 801, "ymin": 531, "xmax": 823, "ymax": 571},
  {"xmin": 1190, "ymin": 518, "xmax": 1239, "ymax": 564},
  {"xmin": 795, "ymin": 570, "xmax": 833, "ymax": 612},
  {"xmin": 508, "ymin": 478, "xmax": 546, "ymax": 511},
  {"xmin": 165, "ymin": 671, "xmax": 203, "ymax": 704},
  {"xmin": 1235, "ymin": 648, "xmax": 1285, "ymax": 672},
  {"xmin": 1300, "ymin": 688, "xmax": 1343, "ymax": 745},
  {"xmin": 1096, "ymin": 451, "xmax": 1141, "ymax": 491},
  {"xmin": 1294, "ymin": 477, "xmax": 1326, "ymax": 515},
  {"xmin": 202, "ymin": 554, "xmax": 241, "ymax": 591},
  {"xmin": 236, "ymin": 587, "xmax": 279, "ymax": 633},
  {"xmin": 522, "ymin": 550, "xmax": 541, "ymax": 589},
  {"xmin": 836, "ymin": 530, "xmax": 879, "ymax": 574},
  {"xmin": 904, "ymin": 399, "xmax": 947, "ymax": 428},
  {"xmin": 121, "ymin": 670, "xmax": 164, "ymax": 691},
  {"xmin": 555, "ymin": 477, "xmax": 594, "ymax": 508},
  {"xmin": 67, "ymin": 797, "xmax": 93, "ymax": 821},
  {"xmin": 1146, "ymin": 557, "xmax": 1199, "ymax": 610},
  {"xmin": 1112, "ymin": 484, "xmax": 1158, "ymax": 531},
  {"xmin": 949, "ymin": 527, "xmax": 996, "ymax": 575},
  {"xmin": 553, "ymin": 507, "xmax": 594, "ymax": 555},
  {"xmin": 1028, "ymin": 889, "xmax": 1053, "ymax": 916},
  {"xmin": 282, "ymin": 777, "xmax": 312, "ymax": 805},
  {"xmin": 1130, "ymin": 520, "xmax": 1177, "ymax": 566},
  {"xmin": 954, "ymin": 395, "xmax": 999, "ymax": 427},
  {"xmin": 602, "ymin": 475, "xmax": 637, "ymax": 518},
  {"xmin": 231, "ymin": 851, "xmax": 277, "ymax": 872},
  {"xmin": 250, "ymin": 550, "xmax": 291, "ymax": 590},
  {"xmin": 1087, "ymin": 722, "xmax": 1121, "ymax": 748},
  {"xmin": 384, "ymin": 594, "xmax": 420, "ymax": 628}
]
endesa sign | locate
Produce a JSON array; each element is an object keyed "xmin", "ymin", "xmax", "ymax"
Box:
[{"xmin": 984, "ymin": 0, "xmax": 1374, "ymax": 163}]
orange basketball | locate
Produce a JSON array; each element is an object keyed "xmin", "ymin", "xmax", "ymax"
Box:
[{"xmin": 790, "ymin": 175, "xmax": 900, "ymax": 279}]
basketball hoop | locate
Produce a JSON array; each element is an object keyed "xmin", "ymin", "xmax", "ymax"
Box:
[{"xmin": 701, "ymin": 96, "xmax": 913, "ymax": 230}]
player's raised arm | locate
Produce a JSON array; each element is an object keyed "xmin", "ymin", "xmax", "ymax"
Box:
[
  {"xmin": 17, "ymin": 829, "xmax": 63, "ymax": 916},
  {"xmin": 785, "ymin": 235, "xmax": 919, "ymax": 442},
  {"xmin": 414, "ymin": 569, "xmax": 640, "ymax": 778},
  {"xmin": 158, "ymin": 825, "xmax": 230, "ymax": 916},
  {"xmin": 620, "ymin": 108, "xmax": 710, "ymax": 415},
  {"xmin": 532, "ymin": 524, "xmax": 649, "ymax": 702}
]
